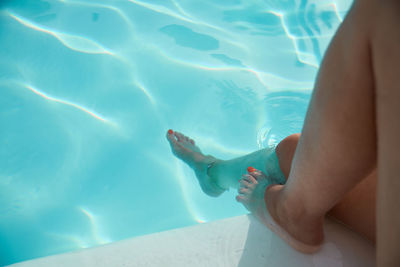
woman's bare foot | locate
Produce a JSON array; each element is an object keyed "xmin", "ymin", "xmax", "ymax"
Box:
[
  {"xmin": 235, "ymin": 167, "xmax": 272, "ymax": 212},
  {"xmin": 166, "ymin": 130, "xmax": 226, "ymax": 197},
  {"xmin": 237, "ymin": 168, "xmax": 324, "ymax": 253}
]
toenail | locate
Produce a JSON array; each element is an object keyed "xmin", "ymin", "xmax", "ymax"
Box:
[
  {"xmin": 168, "ymin": 129, "xmax": 173, "ymax": 134},
  {"xmin": 247, "ymin": 166, "xmax": 255, "ymax": 172}
]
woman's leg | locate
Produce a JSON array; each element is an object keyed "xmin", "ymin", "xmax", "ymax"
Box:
[
  {"xmin": 238, "ymin": 0, "xmax": 377, "ymax": 248},
  {"xmin": 241, "ymin": 2, "xmax": 400, "ymax": 261},
  {"xmin": 207, "ymin": 147, "xmax": 283, "ymax": 190},
  {"xmin": 167, "ymin": 129, "xmax": 377, "ymax": 243},
  {"xmin": 329, "ymin": 170, "xmax": 377, "ymax": 243},
  {"xmin": 370, "ymin": 1, "xmax": 400, "ymax": 265},
  {"xmin": 166, "ymin": 130, "xmax": 286, "ymax": 196},
  {"xmin": 276, "ymin": 134, "xmax": 377, "ymax": 243}
]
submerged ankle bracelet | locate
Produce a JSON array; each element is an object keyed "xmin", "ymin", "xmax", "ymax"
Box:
[
  {"xmin": 207, "ymin": 161, "xmax": 227, "ymax": 191},
  {"xmin": 206, "ymin": 162, "xmax": 215, "ymax": 176}
]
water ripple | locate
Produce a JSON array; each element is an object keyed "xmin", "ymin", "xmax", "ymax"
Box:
[
  {"xmin": 134, "ymin": 81, "xmax": 156, "ymax": 106},
  {"xmin": 22, "ymin": 83, "xmax": 115, "ymax": 125},
  {"xmin": 127, "ymin": 0, "xmax": 195, "ymax": 24},
  {"xmin": 45, "ymin": 206, "xmax": 112, "ymax": 249},
  {"xmin": 152, "ymin": 45, "xmax": 313, "ymax": 91},
  {"xmin": 269, "ymin": 10, "xmax": 319, "ymax": 68},
  {"xmin": 7, "ymin": 11, "xmax": 114, "ymax": 55},
  {"xmin": 79, "ymin": 206, "xmax": 111, "ymax": 245}
]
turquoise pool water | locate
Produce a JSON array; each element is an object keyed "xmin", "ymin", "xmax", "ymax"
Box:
[{"xmin": 0, "ymin": 0, "xmax": 352, "ymax": 265}]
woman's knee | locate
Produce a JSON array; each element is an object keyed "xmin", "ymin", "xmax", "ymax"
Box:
[{"xmin": 276, "ymin": 134, "xmax": 300, "ymax": 156}]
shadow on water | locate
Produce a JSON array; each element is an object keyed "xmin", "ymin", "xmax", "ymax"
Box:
[
  {"xmin": 0, "ymin": 0, "xmax": 12, "ymax": 9},
  {"xmin": 160, "ymin": 24, "xmax": 219, "ymax": 51},
  {"xmin": 0, "ymin": 0, "xmax": 51, "ymax": 14}
]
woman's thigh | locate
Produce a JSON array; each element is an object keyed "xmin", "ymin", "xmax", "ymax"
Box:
[{"xmin": 328, "ymin": 170, "xmax": 377, "ymax": 243}]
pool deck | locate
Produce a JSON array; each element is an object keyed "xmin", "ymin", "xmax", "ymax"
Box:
[{"xmin": 8, "ymin": 215, "xmax": 375, "ymax": 267}]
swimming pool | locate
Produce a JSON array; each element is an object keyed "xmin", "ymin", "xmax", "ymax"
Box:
[{"xmin": 0, "ymin": 0, "xmax": 352, "ymax": 265}]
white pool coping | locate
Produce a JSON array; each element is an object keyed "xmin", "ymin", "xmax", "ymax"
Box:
[{"xmin": 8, "ymin": 214, "xmax": 375, "ymax": 267}]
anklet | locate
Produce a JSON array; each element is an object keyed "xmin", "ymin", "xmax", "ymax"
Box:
[{"xmin": 207, "ymin": 161, "xmax": 227, "ymax": 192}]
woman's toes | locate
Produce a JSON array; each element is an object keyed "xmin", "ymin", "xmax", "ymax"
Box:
[
  {"xmin": 166, "ymin": 131, "xmax": 178, "ymax": 143},
  {"xmin": 248, "ymin": 169, "xmax": 267, "ymax": 181},
  {"xmin": 167, "ymin": 130, "xmax": 197, "ymax": 147},
  {"xmin": 239, "ymin": 178, "xmax": 251, "ymax": 188},
  {"xmin": 238, "ymin": 187, "xmax": 250, "ymax": 195},
  {"xmin": 243, "ymin": 174, "xmax": 258, "ymax": 184},
  {"xmin": 175, "ymin": 132, "xmax": 184, "ymax": 142},
  {"xmin": 240, "ymin": 176, "xmax": 257, "ymax": 190},
  {"xmin": 236, "ymin": 194, "xmax": 248, "ymax": 203}
]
